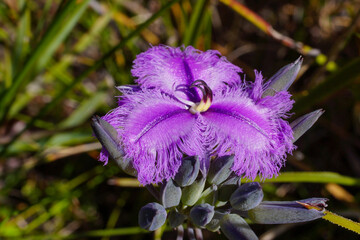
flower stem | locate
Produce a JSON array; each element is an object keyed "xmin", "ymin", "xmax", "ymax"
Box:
[
  {"xmin": 176, "ymin": 225, "xmax": 184, "ymax": 240},
  {"xmin": 187, "ymin": 227, "xmax": 196, "ymax": 240}
]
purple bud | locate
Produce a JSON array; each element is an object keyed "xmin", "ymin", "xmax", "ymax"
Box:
[
  {"xmin": 189, "ymin": 203, "xmax": 215, "ymax": 227},
  {"xmin": 230, "ymin": 182, "xmax": 263, "ymax": 211},
  {"xmin": 206, "ymin": 211, "xmax": 227, "ymax": 232},
  {"xmin": 290, "ymin": 109, "xmax": 324, "ymax": 142},
  {"xmin": 138, "ymin": 202, "xmax": 167, "ymax": 231},
  {"xmin": 263, "ymin": 57, "xmax": 303, "ymax": 97},
  {"xmin": 160, "ymin": 179, "xmax": 181, "ymax": 208},
  {"xmin": 181, "ymin": 176, "xmax": 206, "ymax": 206},
  {"xmin": 248, "ymin": 198, "xmax": 328, "ymax": 224},
  {"xmin": 174, "ymin": 156, "xmax": 200, "ymax": 187},
  {"xmin": 91, "ymin": 116, "xmax": 136, "ymax": 176},
  {"xmin": 220, "ymin": 214, "xmax": 259, "ymax": 240},
  {"xmin": 168, "ymin": 209, "xmax": 187, "ymax": 228},
  {"xmin": 208, "ymin": 155, "xmax": 235, "ymax": 185}
]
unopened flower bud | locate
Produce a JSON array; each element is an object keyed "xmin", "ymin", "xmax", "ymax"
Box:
[
  {"xmin": 263, "ymin": 57, "xmax": 303, "ymax": 97},
  {"xmin": 206, "ymin": 211, "xmax": 227, "ymax": 232},
  {"xmin": 160, "ymin": 179, "xmax": 181, "ymax": 208},
  {"xmin": 91, "ymin": 116, "xmax": 137, "ymax": 176},
  {"xmin": 208, "ymin": 155, "xmax": 235, "ymax": 185},
  {"xmin": 190, "ymin": 203, "xmax": 215, "ymax": 227},
  {"xmin": 248, "ymin": 198, "xmax": 327, "ymax": 224},
  {"xmin": 138, "ymin": 202, "xmax": 167, "ymax": 231},
  {"xmin": 220, "ymin": 214, "xmax": 259, "ymax": 240},
  {"xmin": 174, "ymin": 156, "xmax": 200, "ymax": 187},
  {"xmin": 230, "ymin": 182, "xmax": 263, "ymax": 211},
  {"xmin": 290, "ymin": 109, "xmax": 324, "ymax": 142},
  {"xmin": 181, "ymin": 176, "xmax": 206, "ymax": 206},
  {"xmin": 168, "ymin": 209, "xmax": 187, "ymax": 228}
]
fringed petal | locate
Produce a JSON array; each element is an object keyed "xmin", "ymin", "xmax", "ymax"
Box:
[
  {"xmin": 202, "ymin": 88, "xmax": 294, "ymax": 180},
  {"xmin": 131, "ymin": 45, "xmax": 242, "ymax": 97},
  {"xmin": 105, "ymin": 89, "xmax": 205, "ymax": 185},
  {"xmin": 99, "ymin": 148, "xmax": 109, "ymax": 165},
  {"xmin": 248, "ymin": 70, "xmax": 265, "ymax": 101},
  {"xmin": 258, "ymin": 91, "xmax": 294, "ymax": 119}
]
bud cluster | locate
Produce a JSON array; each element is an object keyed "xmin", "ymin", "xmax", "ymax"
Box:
[{"xmin": 136, "ymin": 155, "xmax": 328, "ymax": 240}]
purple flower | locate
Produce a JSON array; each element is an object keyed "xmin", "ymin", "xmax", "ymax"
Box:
[{"xmin": 99, "ymin": 45, "xmax": 295, "ymax": 185}]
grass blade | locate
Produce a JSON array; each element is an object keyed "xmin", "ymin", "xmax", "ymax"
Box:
[
  {"xmin": 322, "ymin": 210, "xmax": 360, "ymax": 234},
  {"xmin": 219, "ymin": 0, "xmax": 320, "ymax": 56},
  {"xmin": 0, "ymin": 0, "xmax": 180, "ymax": 156},
  {"xmin": 182, "ymin": 0, "xmax": 207, "ymax": 46},
  {"xmin": 59, "ymin": 91, "xmax": 108, "ymax": 129},
  {"xmin": 0, "ymin": 0, "xmax": 92, "ymax": 122},
  {"xmin": 241, "ymin": 171, "xmax": 360, "ymax": 186}
]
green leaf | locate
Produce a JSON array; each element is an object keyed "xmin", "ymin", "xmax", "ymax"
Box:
[
  {"xmin": 59, "ymin": 91, "xmax": 108, "ymax": 129},
  {"xmin": 0, "ymin": 0, "xmax": 92, "ymax": 122},
  {"xmin": 45, "ymin": 131, "xmax": 93, "ymax": 147},
  {"xmin": 242, "ymin": 171, "xmax": 360, "ymax": 186},
  {"xmin": 11, "ymin": 0, "xmax": 31, "ymax": 75},
  {"xmin": 182, "ymin": 0, "xmax": 208, "ymax": 46},
  {"xmin": 322, "ymin": 210, "xmax": 360, "ymax": 234},
  {"xmin": 0, "ymin": 0, "xmax": 180, "ymax": 156}
]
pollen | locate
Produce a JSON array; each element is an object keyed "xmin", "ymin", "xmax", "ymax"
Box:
[
  {"xmin": 189, "ymin": 98, "xmax": 212, "ymax": 114},
  {"xmin": 189, "ymin": 80, "xmax": 213, "ymax": 114}
]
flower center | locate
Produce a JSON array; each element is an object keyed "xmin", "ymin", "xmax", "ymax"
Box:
[{"xmin": 189, "ymin": 80, "xmax": 213, "ymax": 114}]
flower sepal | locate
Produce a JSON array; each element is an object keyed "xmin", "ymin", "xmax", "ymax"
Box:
[
  {"xmin": 220, "ymin": 214, "xmax": 259, "ymax": 240},
  {"xmin": 160, "ymin": 179, "xmax": 182, "ymax": 208},
  {"xmin": 291, "ymin": 109, "xmax": 324, "ymax": 142},
  {"xmin": 138, "ymin": 202, "xmax": 167, "ymax": 231},
  {"xmin": 230, "ymin": 182, "xmax": 263, "ymax": 211},
  {"xmin": 248, "ymin": 198, "xmax": 328, "ymax": 224},
  {"xmin": 174, "ymin": 156, "xmax": 200, "ymax": 187},
  {"xmin": 91, "ymin": 115, "xmax": 137, "ymax": 176},
  {"xmin": 262, "ymin": 56, "xmax": 303, "ymax": 97}
]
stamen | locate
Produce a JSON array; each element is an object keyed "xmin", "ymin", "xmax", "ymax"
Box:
[{"xmin": 189, "ymin": 80, "xmax": 213, "ymax": 114}]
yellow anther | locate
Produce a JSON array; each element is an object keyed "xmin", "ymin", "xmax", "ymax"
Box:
[{"xmin": 189, "ymin": 98, "xmax": 212, "ymax": 114}]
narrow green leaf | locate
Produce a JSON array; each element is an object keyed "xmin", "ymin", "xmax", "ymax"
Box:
[
  {"xmin": 45, "ymin": 131, "xmax": 93, "ymax": 147},
  {"xmin": 59, "ymin": 91, "xmax": 108, "ymax": 129},
  {"xmin": 0, "ymin": 0, "xmax": 92, "ymax": 122},
  {"xmin": 322, "ymin": 210, "xmax": 360, "ymax": 234},
  {"xmin": 182, "ymin": 0, "xmax": 208, "ymax": 46},
  {"xmin": 3, "ymin": 49, "xmax": 12, "ymax": 88},
  {"xmin": 74, "ymin": 11, "xmax": 113, "ymax": 53},
  {"xmin": 24, "ymin": 200, "xmax": 69, "ymax": 233},
  {"xmin": 241, "ymin": 171, "xmax": 360, "ymax": 186},
  {"xmin": 300, "ymin": 202, "xmax": 360, "ymax": 234},
  {"xmin": 0, "ymin": 0, "xmax": 180, "ymax": 156},
  {"xmin": 12, "ymin": 0, "xmax": 31, "ymax": 75}
]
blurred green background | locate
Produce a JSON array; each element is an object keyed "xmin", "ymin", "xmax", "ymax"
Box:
[{"xmin": 0, "ymin": 0, "xmax": 360, "ymax": 239}]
